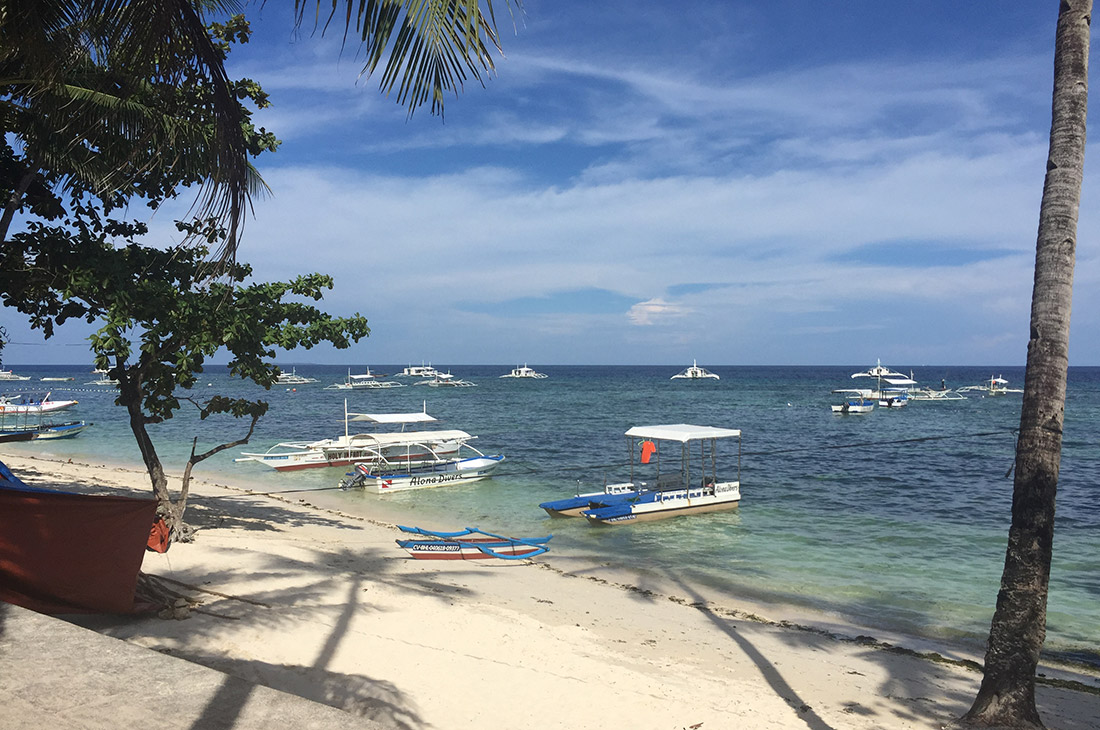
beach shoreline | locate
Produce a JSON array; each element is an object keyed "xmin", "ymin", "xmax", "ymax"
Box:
[{"xmin": 4, "ymin": 450, "xmax": 1098, "ymax": 729}]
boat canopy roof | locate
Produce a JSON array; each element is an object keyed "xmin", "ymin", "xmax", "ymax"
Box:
[
  {"xmin": 348, "ymin": 411, "xmax": 437, "ymax": 424},
  {"xmin": 350, "ymin": 429, "xmax": 472, "ymax": 446},
  {"xmin": 624, "ymin": 424, "xmax": 740, "ymax": 442}
]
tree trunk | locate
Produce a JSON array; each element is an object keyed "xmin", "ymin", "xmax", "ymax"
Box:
[
  {"xmin": 118, "ymin": 377, "xmax": 182, "ymax": 533},
  {"xmin": 955, "ymin": 1, "xmax": 1090, "ymax": 727}
]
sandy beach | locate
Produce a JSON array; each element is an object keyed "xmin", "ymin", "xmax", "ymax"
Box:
[{"xmin": 4, "ymin": 451, "xmax": 1098, "ymax": 730}]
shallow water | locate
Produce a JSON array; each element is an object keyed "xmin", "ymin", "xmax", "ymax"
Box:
[{"xmin": 5, "ymin": 363, "xmax": 1098, "ymax": 665}]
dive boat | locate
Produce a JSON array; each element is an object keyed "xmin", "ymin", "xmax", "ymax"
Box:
[
  {"xmin": 500, "ymin": 364, "xmax": 548, "ymax": 379},
  {"xmin": 957, "ymin": 375, "xmax": 1023, "ymax": 396},
  {"xmin": 850, "ymin": 359, "xmax": 917, "ymax": 399},
  {"xmin": 414, "ymin": 372, "xmax": 477, "ymax": 387},
  {"xmin": 0, "ymin": 392, "xmax": 79, "ymax": 415},
  {"xmin": 339, "ymin": 447, "xmax": 504, "ymax": 494},
  {"xmin": 324, "ymin": 368, "xmax": 404, "ymax": 390},
  {"xmin": 236, "ymin": 401, "xmax": 462, "ymax": 472},
  {"xmin": 539, "ymin": 424, "xmax": 742, "ymax": 525},
  {"xmin": 394, "ymin": 526, "xmax": 550, "ymax": 560},
  {"xmin": 670, "ymin": 359, "xmax": 720, "ymax": 380},
  {"xmin": 0, "ymin": 369, "xmax": 31, "ymax": 381},
  {"xmin": 397, "ymin": 363, "xmax": 441, "ymax": 378},
  {"xmin": 831, "ymin": 389, "xmax": 875, "ymax": 414},
  {"xmin": 275, "ymin": 368, "xmax": 319, "ymax": 385},
  {"xmin": 877, "ymin": 388, "xmax": 910, "ymax": 408}
]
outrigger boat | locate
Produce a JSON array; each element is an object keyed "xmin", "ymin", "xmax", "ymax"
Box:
[
  {"xmin": 397, "ymin": 363, "xmax": 442, "ymax": 378},
  {"xmin": 831, "ymin": 389, "xmax": 875, "ymax": 414},
  {"xmin": 539, "ymin": 424, "xmax": 742, "ymax": 525},
  {"xmin": 957, "ymin": 375, "xmax": 1023, "ymax": 396},
  {"xmin": 395, "ymin": 526, "xmax": 551, "ymax": 560},
  {"xmin": 500, "ymin": 364, "xmax": 548, "ymax": 379},
  {"xmin": 414, "ymin": 372, "xmax": 477, "ymax": 387},
  {"xmin": 0, "ymin": 392, "xmax": 79, "ymax": 415},
  {"xmin": 236, "ymin": 401, "xmax": 464, "ymax": 472},
  {"xmin": 324, "ymin": 368, "xmax": 404, "ymax": 390},
  {"xmin": 275, "ymin": 368, "xmax": 318, "ymax": 385},
  {"xmin": 670, "ymin": 359, "xmax": 720, "ymax": 380},
  {"xmin": 850, "ymin": 359, "xmax": 917, "ymax": 400}
]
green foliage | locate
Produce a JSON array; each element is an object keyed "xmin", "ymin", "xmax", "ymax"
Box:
[
  {"xmin": 1, "ymin": 214, "xmax": 369, "ymax": 423},
  {"xmin": 294, "ymin": 0, "xmax": 520, "ymax": 118},
  {"xmin": 0, "ymin": 5, "xmax": 276, "ymax": 258}
]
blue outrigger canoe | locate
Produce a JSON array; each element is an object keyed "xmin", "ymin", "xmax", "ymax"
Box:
[{"xmin": 396, "ymin": 526, "xmax": 551, "ymax": 560}]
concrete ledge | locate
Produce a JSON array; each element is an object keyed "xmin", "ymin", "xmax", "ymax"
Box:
[{"xmin": 0, "ymin": 602, "xmax": 381, "ymax": 730}]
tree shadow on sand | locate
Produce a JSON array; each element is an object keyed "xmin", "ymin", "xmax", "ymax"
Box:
[
  {"xmin": 540, "ymin": 550, "xmax": 1097, "ymax": 730},
  {"xmin": 73, "ymin": 541, "xmax": 497, "ymax": 730}
]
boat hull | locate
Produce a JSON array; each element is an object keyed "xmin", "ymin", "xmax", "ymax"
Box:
[
  {"xmin": 539, "ymin": 484, "xmax": 639, "ymax": 518},
  {"xmin": 351, "ymin": 455, "xmax": 504, "ymax": 494},
  {"xmin": 582, "ymin": 482, "xmax": 741, "ymax": 525},
  {"xmin": 831, "ymin": 403, "xmax": 874, "ymax": 414},
  {"xmin": 396, "ymin": 537, "xmax": 545, "ymax": 560},
  {"xmin": 0, "ymin": 400, "xmax": 79, "ymax": 414}
]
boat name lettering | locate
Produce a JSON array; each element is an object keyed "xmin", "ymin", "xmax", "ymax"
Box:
[{"xmin": 409, "ymin": 472, "xmax": 466, "ymax": 487}]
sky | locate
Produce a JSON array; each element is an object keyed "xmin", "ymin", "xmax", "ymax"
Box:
[{"xmin": 3, "ymin": 1, "xmax": 1099, "ymax": 367}]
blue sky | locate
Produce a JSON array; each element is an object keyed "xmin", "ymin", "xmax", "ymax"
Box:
[{"xmin": 3, "ymin": 1, "xmax": 1098, "ymax": 367}]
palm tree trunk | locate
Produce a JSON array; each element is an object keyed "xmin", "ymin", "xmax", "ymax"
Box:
[{"xmin": 955, "ymin": 1, "xmax": 1090, "ymax": 727}]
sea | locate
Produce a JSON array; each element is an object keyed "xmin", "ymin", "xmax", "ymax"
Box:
[{"xmin": 3, "ymin": 363, "xmax": 1098, "ymax": 668}]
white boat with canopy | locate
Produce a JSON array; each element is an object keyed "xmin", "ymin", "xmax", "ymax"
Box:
[
  {"xmin": 831, "ymin": 389, "xmax": 875, "ymax": 414},
  {"xmin": 414, "ymin": 372, "xmax": 477, "ymax": 387},
  {"xmin": 851, "ymin": 359, "xmax": 916, "ymax": 403},
  {"xmin": 670, "ymin": 359, "xmax": 720, "ymax": 380},
  {"xmin": 500, "ymin": 364, "xmax": 548, "ymax": 379},
  {"xmin": 957, "ymin": 375, "xmax": 1023, "ymax": 396},
  {"xmin": 324, "ymin": 368, "xmax": 404, "ymax": 390},
  {"xmin": 236, "ymin": 401, "xmax": 464, "ymax": 472},
  {"xmin": 539, "ymin": 424, "xmax": 742, "ymax": 525},
  {"xmin": 397, "ymin": 363, "xmax": 441, "ymax": 378},
  {"xmin": 275, "ymin": 368, "xmax": 318, "ymax": 385}
]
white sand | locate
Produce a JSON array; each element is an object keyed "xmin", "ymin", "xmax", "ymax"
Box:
[{"xmin": 5, "ymin": 452, "xmax": 1098, "ymax": 729}]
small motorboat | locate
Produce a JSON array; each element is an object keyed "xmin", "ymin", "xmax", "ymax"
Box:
[
  {"xmin": 831, "ymin": 389, "xmax": 875, "ymax": 414},
  {"xmin": 540, "ymin": 423, "xmax": 743, "ymax": 525}
]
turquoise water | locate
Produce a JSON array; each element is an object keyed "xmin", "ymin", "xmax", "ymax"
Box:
[{"xmin": 4, "ymin": 363, "xmax": 1098, "ymax": 665}]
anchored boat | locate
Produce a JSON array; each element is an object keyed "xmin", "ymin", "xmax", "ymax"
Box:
[
  {"xmin": 237, "ymin": 401, "xmax": 464, "ymax": 472},
  {"xmin": 540, "ymin": 424, "xmax": 742, "ymax": 525},
  {"xmin": 670, "ymin": 359, "xmax": 720, "ymax": 380},
  {"xmin": 830, "ymin": 389, "xmax": 876, "ymax": 414},
  {"xmin": 0, "ymin": 392, "xmax": 78, "ymax": 415},
  {"xmin": 500, "ymin": 364, "xmax": 548, "ymax": 379},
  {"xmin": 340, "ymin": 448, "xmax": 504, "ymax": 494},
  {"xmin": 324, "ymin": 368, "xmax": 404, "ymax": 390}
]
